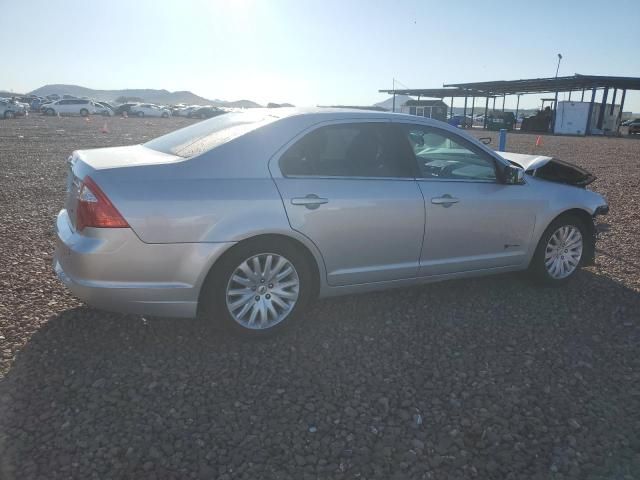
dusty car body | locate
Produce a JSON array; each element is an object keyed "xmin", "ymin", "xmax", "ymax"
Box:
[
  {"xmin": 0, "ymin": 99, "xmax": 29, "ymax": 118},
  {"xmin": 54, "ymin": 108, "xmax": 608, "ymax": 334}
]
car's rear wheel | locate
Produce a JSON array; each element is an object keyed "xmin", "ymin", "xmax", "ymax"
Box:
[
  {"xmin": 202, "ymin": 239, "xmax": 312, "ymax": 336},
  {"xmin": 137, "ymin": 111, "xmax": 144, "ymax": 117},
  {"xmin": 530, "ymin": 215, "xmax": 586, "ymax": 285},
  {"xmin": 162, "ymin": 112, "xmax": 169, "ymax": 118},
  {"xmin": 4, "ymin": 110, "xmax": 14, "ymax": 119},
  {"xmin": 46, "ymin": 108, "xmax": 55, "ymax": 116},
  {"xmin": 80, "ymin": 108, "xmax": 89, "ymax": 117}
]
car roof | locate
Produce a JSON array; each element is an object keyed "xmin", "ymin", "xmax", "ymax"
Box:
[
  {"xmin": 260, "ymin": 106, "xmax": 445, "ymax": 121},
  {"xmin": 250, "ymin": 107, "xmax": 482, "ymax": 134}
]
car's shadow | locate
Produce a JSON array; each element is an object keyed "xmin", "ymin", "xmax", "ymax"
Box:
[{"xmin": 1, "ymin": 270, "xmax": 639, "ymax": 478}]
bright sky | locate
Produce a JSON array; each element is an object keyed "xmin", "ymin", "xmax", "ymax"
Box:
[{"xmin": 2, "ymin": 0, "xmax": 639, "ymax": 111}]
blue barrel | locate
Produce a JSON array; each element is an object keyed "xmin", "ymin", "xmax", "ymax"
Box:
[{"xmin": 498, "ymin": 129, "xmax": 507, "ymax": 152}]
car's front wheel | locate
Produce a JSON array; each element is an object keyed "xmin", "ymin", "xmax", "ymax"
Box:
[
  {"xmin": 530, "ymin": 215, "xmax": 587, "ymax": 285},
  {"xmin": 202, "ymin": 239, "xmax": 312, "ymax": 335},
  {"xmin": 80, "ymin": 108, "xmax": 89, "ymax": 117},
  {"xmin": 137, "ymin": 111, "xmax": 144, "ymax": 117}
]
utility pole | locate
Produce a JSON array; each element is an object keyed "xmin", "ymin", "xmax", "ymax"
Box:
[
  {"xmin": 552, "ymin": 53, "xmax": 563, "ymax": 133},
  {"xmin": 392, "ymin": 78, "xmax": 396, "ymax": 113}
]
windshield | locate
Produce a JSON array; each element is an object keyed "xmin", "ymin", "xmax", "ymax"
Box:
[{"xmin": 144, "ymin": 111, "xmax": 279, "ymax": 158}]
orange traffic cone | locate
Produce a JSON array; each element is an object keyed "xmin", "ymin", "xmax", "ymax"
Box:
[
  {"xmin": 535, "ymin": 135, "xmax": 543, "ymax": 147},
  {"xmin": 101, "ymin": 122, "xmax": 109, "ymax": 134}
]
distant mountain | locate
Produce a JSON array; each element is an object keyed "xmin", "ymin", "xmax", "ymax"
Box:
[
  {"xmin": 266, "ymin": 102, "xmax": 295, "ymax": 108},
  {"xmin": 27, "ymin": 84, "xmax": 263, "ymax": 108},
  {"xmin": 221, "ymin": 99, "xmax": 262, "ymax": 108}
]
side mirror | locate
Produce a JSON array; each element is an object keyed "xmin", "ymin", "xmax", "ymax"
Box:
[
  {"xmin": 502, "ymin": 164, "xmax": 525, "ymax": 185},
  {"xmin": 479, "ymin": 137, "xmax": 492, "ymax": 145}
]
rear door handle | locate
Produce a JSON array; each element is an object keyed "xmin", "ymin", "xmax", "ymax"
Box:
[
  {"xmin": 431, "ymin": 194, "xmax": 459, "ymax": 207},
  {"xmin": 291, "ymin": 194, "xmax": 329, "ymax": 210}
]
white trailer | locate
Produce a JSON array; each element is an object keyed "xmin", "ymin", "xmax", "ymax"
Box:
[
  {"xmin": 554, "ymin": 101, "xmax": 591, "ymax": 136},
  {"xmin": 554, "ymin": 100, "xmax": 622, "ymax": 136}
]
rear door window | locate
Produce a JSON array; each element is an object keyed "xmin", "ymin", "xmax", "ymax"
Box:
[{"xmin": 279, "ymin": 123, "xmax": 414, "ymax": 178}]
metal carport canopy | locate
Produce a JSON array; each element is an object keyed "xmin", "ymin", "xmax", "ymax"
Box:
[
  {"xmin": 443, "ymin": 74, "xmax": 640, "ymax": 95},
  {"xmin": 377, "ymin": 88, "xmax": 492, "ymax": 98}
]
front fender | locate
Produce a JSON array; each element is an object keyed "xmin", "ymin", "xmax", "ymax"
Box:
[{"xmin": 525, "ymin": 176, "xmax": 608, "ymax": 265}]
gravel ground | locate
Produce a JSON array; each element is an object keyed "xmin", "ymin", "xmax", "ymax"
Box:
[{"xmin": 1, "ymin": 115, "xmax": 639, "ymax": 479}]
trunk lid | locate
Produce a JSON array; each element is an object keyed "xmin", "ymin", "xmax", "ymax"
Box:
[
  {"xmin": 73, "ymin": 144, "xmax": 182, "ymax": 170},
  {"xmin": 64, "ymin": 145, "xmax": 182, "ymax": 230}
]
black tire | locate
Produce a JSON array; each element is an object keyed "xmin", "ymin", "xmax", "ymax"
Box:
[
  {"xmin": 162, "ymin": 112, "xmax": 169, "ymax": 118},
  {"xmin": 80, "ymin": 108, "xmax": 89, "ymax": 117},
  {"xmin": 46, "ymin": 108, "xmax": 55, "ymax": 116},
  {"xmin": 201, "ymin": 238, "xmax": 313, "ymax": 336},
  {"xmin": 529, "ymin": 214, "xmax": 588, "ymax": 285},
  {"xmin": 137, "ymin": 111, "xmax": 144, "ymax": 117},
  {"xmin": 4, "ymin": 110, "xmax": 14, "ymax": 119}
]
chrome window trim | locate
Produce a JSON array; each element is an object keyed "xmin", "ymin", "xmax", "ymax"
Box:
[
  {"xmin": 281, "ymin": 174, "xmax": 417, "ymax": 182},
  {"xmin": 416, "ymin": 177, "xmax": 497, "ymax": 184}
]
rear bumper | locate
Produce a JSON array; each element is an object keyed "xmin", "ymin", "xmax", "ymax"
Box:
[{"xmin": 54, "ymin": 209, "xmax": 234, "ymax": 318}]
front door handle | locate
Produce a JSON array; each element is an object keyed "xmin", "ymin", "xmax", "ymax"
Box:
[
  {"xmin": 431, "ymin": 194, "xmax": 459, "ymax": 208},
  {"xmin": 291, "ymin": 194, "xmax": 329, "ymax": 210}
]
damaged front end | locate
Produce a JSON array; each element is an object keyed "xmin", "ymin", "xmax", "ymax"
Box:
[
  {"xmin": 497, "ymin": 151, "xmax": 608, "ymax": 266},
  {"xmin": 525, "ymin": 158, "xmax": 604, "ymax": 265},
  {"xmin": 498, "ymin": 152, "xmax": 597, "ymax": 188},
  {"xmin": 527, "ymin": 157, "xmax": 596, "ymax": 187}
]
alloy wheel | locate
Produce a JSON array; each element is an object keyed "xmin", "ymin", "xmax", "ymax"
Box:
[
  {"xmin": 544, "ymin": 225, "xmax": 583, "ymax": 279},
  {"xmin": 225, "ymin": 253, "xmax": 300, "ymax": 330}
]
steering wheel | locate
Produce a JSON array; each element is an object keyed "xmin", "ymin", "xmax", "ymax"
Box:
[{"xmin": 440, "ymin": 162, "xmax": 460, "ymax": 178}]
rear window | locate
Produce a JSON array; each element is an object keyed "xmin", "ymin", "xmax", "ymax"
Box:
[{"xmin": 144, "ymin": 111, "xmax": 278, "ymax": 158}]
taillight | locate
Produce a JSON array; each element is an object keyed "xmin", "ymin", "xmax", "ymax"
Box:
[{"xmin": 76, "ymin": 176, "xmax": 129, "ymax": 230}]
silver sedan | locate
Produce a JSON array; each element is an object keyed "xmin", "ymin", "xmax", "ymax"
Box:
[{"xmin": 54, "ymin": 108, "xmax": 609, "ymax": 335}]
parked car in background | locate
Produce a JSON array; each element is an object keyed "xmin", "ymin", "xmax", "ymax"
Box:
[
  {"xmin": 130, "ymin": 104, "xmax": 171, "ymax": 118},
  {"xmin": 622, "ymin": 118, "xmax": 640, "ymax": 135},
  {"xmin": 30, "ymin": 98, "xmax": 47, "ymax": 112},
  {"xmin": 94, "ymin": 102, "xmax": 115, "ymax": 116},
  {"xmin": 113, "ymin": 103, "xmax": 139, "ymax": 116},
  {"xmin": 43, "ymin": 99, "xmax": 97, "ymax": 116},
  {"xmin": 448, "ymin": 115, "xmax": 473, "ymax": 128},
  {"xmin": 0, "ymin": 98, "xmax": 29, "ymax": 118},
  {"xmin": 179, "ymin": 105, "xmax": 201, "ymax": 117},
  {"xmin": 170, "ymin": 104, "xmax": 188, "ymax": 116},
  {"xmin": 53, "ymin": 108, "xmax": 609, "ymax": 336},
  {"xmin": 187, "ymin": 106, "xmax": 225, "ymax": 119}
]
